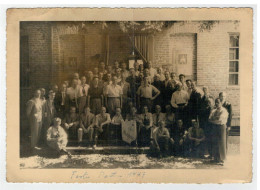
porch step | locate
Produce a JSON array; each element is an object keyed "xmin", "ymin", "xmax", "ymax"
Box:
[{"xmin": 67, "ymin": 146, "xmax": 150, "ymax": 155}]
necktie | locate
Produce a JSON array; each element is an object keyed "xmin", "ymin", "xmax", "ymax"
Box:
[{"xmin": 82, "ymin": 85, "xmax": 86, "ymax": 96}]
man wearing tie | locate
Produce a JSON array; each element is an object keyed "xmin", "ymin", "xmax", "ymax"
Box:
[
  {"xmin": 77, "ymin": 76, "xmax": 90, "ymax": 114},
  {"xmin": 54, "ymin": 83, "xmax": 70, "ymax": 117},
  {"xmin": 67, "ymin": 79, "xmax": 79, "ymax": 111}
]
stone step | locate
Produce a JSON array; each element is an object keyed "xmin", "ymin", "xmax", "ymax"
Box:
[{"xmin": 67, "ymin": 146, "xmax": 150, "ymax": 155}]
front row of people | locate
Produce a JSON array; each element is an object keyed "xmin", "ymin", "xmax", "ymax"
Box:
[{"xmin": 44, "ymin": 97, "xmax": 228, "ymax": 164}]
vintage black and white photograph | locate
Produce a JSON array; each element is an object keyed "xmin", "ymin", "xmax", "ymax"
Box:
[{"xmin": 19, "ymin": 20, "xmax": 241, "ymax": 170}]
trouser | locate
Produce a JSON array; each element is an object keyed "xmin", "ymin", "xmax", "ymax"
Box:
[
  {"xmin": 78, "ymin": 96, "xmax": 87, "ymax": 114},
  {"xmin": 140, "ymin": 97, "xmax": 152, "ymax": 112},
  {"xmin": 107, "ymin": 97, "xmax": 120, "ymax": 117},
  {"xmin": 93, "ymin": 124, "xmax": 109, "ymax": 145},
  {"xmin": 138, "ymin": 126, "xmax": 151, "ymax": 147},
  {"xmin": 77, "ymin": 127, "xmax": 94, "ymax": 145},
  {"xmin": 30, "ymin": 120, "xmax": 42, "ymax": 149},
  {"xmin": 90, "ymin": 98, "xmax": 102, "ymax": 115},
  {"xmin": 211, "ymin": 124, "xmax": 227, "ymax": 161}
]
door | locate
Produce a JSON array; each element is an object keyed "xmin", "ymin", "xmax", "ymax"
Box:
[{"xmin": 171, "ymin": 34, "xmax": 197, "ymax": 80}]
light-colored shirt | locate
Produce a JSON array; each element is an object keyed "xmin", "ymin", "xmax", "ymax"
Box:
[
  {"xmin": 111, "ymin": 114, "xmax": 124, "ymax": 125},
  {"xmin": 149, "ymin": 68, "xmax": 157, "ymax": 78},
  {"xmin": 122, "ymin": 70, "xmax": 130, "ymax": 79},
  {"xmin": 159, "ymin": 73, "xmax": 165, "ymax": 81},
  {"xmin": 77, "ymin": 84, "xmax": 90, "ymax": 97},
  {"xmin": 152, "ymin": 113, "xmax": 166, "ymax": 127},
  {"xmin": 180, "ymin": 82, "xmax": 188, "ymax": 91},
  {"xmin": 95, "ymin": 113, "xmax": 111, "ymax": 127},
  {"xmin": 137, "ymin": 84, "xmax": 159, "ymax": 99},
  {"xmin": 209, "ymin": 107, "xmax": 228, "ymax": 125},
  {"xmin": 47, "ymin": 126, "xmax": 68, "ymax": 142},
  {"xmin": 105, "ymin": 84, "xmax": 123, "ymax": 97},
  {"xmin": 170, "ymin": 90, "xmax": 189, "ymax": 108},
  {"xmin": 67, "ymin": 86, "xmax": 79, "ymax": 100},
  {"xmin": 153, "ymin": 127, "xmax": 170, "ymax": 140}
]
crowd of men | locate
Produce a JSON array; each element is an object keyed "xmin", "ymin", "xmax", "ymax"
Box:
[{"xmin": 26, "ymin": 61, "xmax": 232, "ymax": 163}]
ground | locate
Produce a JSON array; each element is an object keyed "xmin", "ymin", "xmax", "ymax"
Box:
[{"xmin": 20, "ymin": 136, "xmax": 239, "ymax": 169}]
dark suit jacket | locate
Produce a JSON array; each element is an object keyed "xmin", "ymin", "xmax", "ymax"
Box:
[
  {"xmin": 54, "ymin": 91, "xmax": 70, "ymax": 113},
  {"xmin": 222, "ymin": 101, "xmax": 233, "ymax": 127}
]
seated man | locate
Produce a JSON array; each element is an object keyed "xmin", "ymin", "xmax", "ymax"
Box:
[
  {"xmin": 78, "ymin": 107, "xmax": 95, "ymax": 147},
  {"xmin": 172, "ymin": 120, "xmax": 189, "ymax": 156},
  {"xmin": 62, "ymin": 106, "xmax": 79, "ymax": 141},
  {"xmin": 150, "ymin": 121, "xmax": 174, "ymax": 158},
  {"xmin": 110, "ymin": 107, "xmax": 124, "ymax": 145},
  {"xmin": 152, "ymin": 105, "xmax": 165, "ymax": 137},
  {"xmin": 46, "ymin": 117, "xmax": 71, "ymax": 157},
  {"xmin": 187, "ymin": 120, "xmax": 206, "ymax": 158},
  {"xmin": 138, "ymin": 105, "xmax": 153, "ymax": 147},
  {"xmin": 94, "ymin": 107, "xmax": 111, "ymax": 147}
]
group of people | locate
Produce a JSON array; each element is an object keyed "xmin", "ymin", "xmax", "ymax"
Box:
[{"xmin": 26, "ymin": 60, "xmax": 232, "ymax": 163}]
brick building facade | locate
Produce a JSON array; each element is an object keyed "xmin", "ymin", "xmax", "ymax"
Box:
[{"xmin": 20, "ymin": 21, "xmax": 240, "ymax": 125}]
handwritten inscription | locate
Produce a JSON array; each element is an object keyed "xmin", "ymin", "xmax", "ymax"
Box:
[{"xmin": 70, "ymin": 171, "xmax": 146, "ymax": 180}]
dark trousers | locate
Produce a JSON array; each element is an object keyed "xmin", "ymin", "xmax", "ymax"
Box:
[
  {"xmin": 138, "ymin": 126, "xmax": 151, "ymax": 147},
  {"xmin": 108, "ymin": 124, "xmax": 122, "ymax": 145},
  {"xmin": 211, "ymin": 124, "xmax": 227, "ymax": 162},
  {"xmin": 140, "ymin": 97, "xmax": 152, "ymax": 113}
]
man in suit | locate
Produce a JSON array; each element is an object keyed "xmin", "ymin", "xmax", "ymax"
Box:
[
  {"xmin": 26, "ymin": 89, "xmax": 43, "ymax": 152},
  {"xmin": 187, "ymin": 81, "xmax": 202, "ymax": 128},
  {"xmin": 54, "ymin": 83, "xmax": 70, "ymax": 118},
  {"xmin": 41, "ymin": 90, "xmax": 57, "ymax": 146},
  {"xmin": 62, "ymin": 106, "xmax": 79, "ymax": 141},
  {"xmin": 219, "ymin": 92, "xmax": 233, "ymax": 150},
  {"xmin": 77, "ymin": 76, "xmax": 90, "ymax": 114},
  {"xmin": 162, "ymin": 71, "xmax": 174, "ymax": 109},
  {"xmin": 78, "ymin": 107, "xmax": 95, "ymax": 147}
]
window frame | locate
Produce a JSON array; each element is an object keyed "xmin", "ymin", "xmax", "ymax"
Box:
[{"xmin": 228, "ymin": 33, "xmax": 240, "ymax": 86}]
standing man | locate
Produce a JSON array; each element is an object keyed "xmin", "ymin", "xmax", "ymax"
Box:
[
  {"xmin": 170, "ymin": 83, "xmax": 189, "ymax": 124},
  {"xmin": 219, "ymin": 92, "xmax": 233, "ymax": 150},
  {"xmin": 137, "ymin": 77, "xmax": 160, "ymax": 112},
  {"xmin": 208, "ymin": 98, "xmax": 228, "ymax": 164},
  {"xmin": 72, "ymin": 72, "xmax": 81, "ymax": 85},
  {"xmin": 86, "ymin": 71, "xmax": 94, "ymax": 85},
  {"xmin": 104, "ymin": 76, "xmax": 123, "ymax": 117},
  {"xmin": 121, "ymin": 62, "xmax": 130, "ymax": 79},
  {"xmin": 88, "ymin": 77, "xmax": 103, "ymax": 115},
  {"xmin": 119, "ymin": 74, "xmax": 130, "ymax": 117},
  {"xmin": 162, "ymin": 71, "xmax": 174, "ymax": 108},
  {"xmin": 54, "ymin": 83, "xmax": 70, "ymax": 118},
  {"xmin": 42, "ymin": 90, "xmax": 56, "ymax": 145},
  {"xmin": 170, "ymin": 72, "xmax": 179, "ymax": 89},
  {"xmin": 157, "ymin": 67, "xmax": 165, "ymax": 81},
  {"xmin": 179, "ymin": 74, "xmax": 188, "ymax": 91},
  {"xmin": 126, "ymin": 68, "xmax": 141, "ymax": 105},
  {"xmin": 67, "ymin": 79, "xmax": 80, "ymax": 111},
  {"xmin": 152, "ymin": 74, "xmax": 164, "ymax": 111},
  {"xmin": 77, "ymin": 76, "xmax": 90, "ymax": 114},
  {"xmin": 146, "ymin": 61, "xmax": 157, "ymax": 79},
  {"xmin": 199, "ymin": 86, "xmax": 214, "ymax": 155},
  {"xmin": 187, "ymin": 81, "xmax": 202, "ymax": 125},
  {"xmin": 185, "ymin": 79, "xmax": 193, "ymax": 98},
  {"xmin": 26, "ymin": 89, "xmax": 43, "ymax": 151},
  {"xmin": 99, "ymin": 61, "xmax": 107, "ymax": 75},
  {"xmin": 78, "ymin": 107, "xmax": 95, "ymax": 147}
]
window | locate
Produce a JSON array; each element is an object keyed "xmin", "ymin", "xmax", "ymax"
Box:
[{"xmin": 229, "ymin": 34, "xmax": 239, "ymax": 85}]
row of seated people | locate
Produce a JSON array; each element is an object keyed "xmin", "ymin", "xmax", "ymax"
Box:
[{"xmin": 46, "ymin": 98, "xmax": 226, "ymax": 162}]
